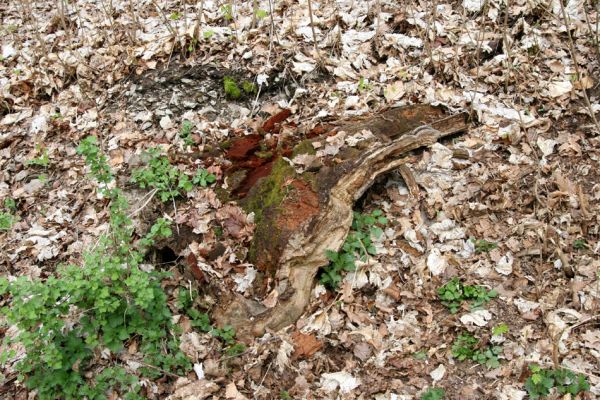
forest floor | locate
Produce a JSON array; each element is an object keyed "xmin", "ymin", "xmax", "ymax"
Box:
[{"xmin": 0, "ymin": 0, "xmax": 599, "ymax": 399}]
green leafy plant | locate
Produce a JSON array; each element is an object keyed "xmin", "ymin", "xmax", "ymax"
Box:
[
  {"xmin": 175, "ymin": 288, "xmax": 240, "ymax": 349},
  {"xmin": 0, "ymin": 211, "xmax": 14, "ymax": 231},
  {"xmin": 131, "ymin": 147, "xmax": 193, "ymax": 202},
  {"xmin": 225, "ymin": 342, "xmax": 246, "ymax": 357},
  {"xmin": 573, "ymin": 238, "xmax": 588, "ymax": 250},
  {"xmin": 358, "ymin": 77, "xmax": 372, "ymax": 93},
  {"xmin": 0, "ymin": 198, "xmax": 17, "ymax": 231},
  {"xmin": 280, "ymin": 391, "xmax": 292, "ymax": 400},
  {"xmin": 492, "ymin": 323, "xmax": 509, "ymax": 336},
  {"xmin": 524, "ymin": 364, "xmax": 590, "ymax": 399},
  {"xmin": 4, "ymin": 197, "xmax": 16, "ymax": 211},
  {"xmin": 472, "ymin": 238, "xmax": 498, "ymax": 253},
  {"xmin": 437, "ymin": 277, "xmax": 497, "ymax": 313},
  {"xmin": 255, "ymin": 9, "xmax": 269, "ymax": 19},
  {"xmin": 180, "ymin": 120, "xmax": 194, "ymax": 147},
  {"xmin": 0, "ymin": 137, "xmax": 191, "ymax": 399},
  {"xmin": 169, "ymin": 11, "xmax": 181, "ymax": 20},
  {"xmin": 192, "ymin": 168, "xmax": 216, "ymax": 187},
  {"xmin": 320, "ymin": 250, "xmax": 356, "ymax": 289},
  {"xmin": 420, "ymin": 387, "xmax": 445, "ymax": 400},
  {"xmin": 320, "ymin": 210, "xmax": 387, "ymax": 289},
  {"xmin": 27, "ymin": 145, "xmax": 50, "ymax": 167},
  {"xmin": 451, "ymin": 333, "xmax": 502, "ymax": 369}
]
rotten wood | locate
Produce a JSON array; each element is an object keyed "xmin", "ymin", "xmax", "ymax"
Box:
[{"xmin": 213, "ymin": 105, "xmax": 468, "ymax": 337}]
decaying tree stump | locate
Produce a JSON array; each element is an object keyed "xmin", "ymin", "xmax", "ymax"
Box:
[{"xmin": 213, "ymin": 105, "xmax": 468, "ymax": 337}]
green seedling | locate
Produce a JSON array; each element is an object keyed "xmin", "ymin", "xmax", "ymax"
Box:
[
  {"xmin": 180, "ymin": 120, "xmax": 194, "ymax": 147},
  {"xmin": 0, "ymin": 198, "xmax": 17, "ymax": 231},
  {"xmin": 492, "ymin": 323, "xmax": 509, "ymax": 336},
  {"xmin": 525, "ymin": 364, "xmax": 590, "ymax": 399},
  {"xmin": 472, "ymin": 238, "xmax": 498, "ymax": 253},
  {"xmin": 192, "ymin": 168, "xmax": 216, "ymax": 187},
  {"xmin": 131, "ymin": 147, "xmax": 193, "ymax": 202},
  {"xmin": 27, "ymin": 145, "xmax": 50, "ymax": 168},
  {"xmin": 320, "ymin": 210, "xmax": 387, "ymax": 289},
  {"xmin": 451, "ymin": 333, "xmax": 502, "ymax": 369},
  {"xmin": 573, "ymin": 239, "xmax": 588, "ymax": 250},
  {"xmin": 3, "ymin": 198, "xmax": 16, "ymax": 212},
  {"xmin": 255, "ymin": 9, "xmax": 269, "ymax": 19},
  {"xmin": 420, "ymin": 388, "xmax": 445, "ymax": 400},
  {"xmin": 437, "ymin": 277, "xmax": 497, "ymax": 313},
  {"xmin": 0, "ymin": 212, "xmax": 14, "ymax": 231},
  {"xmin": 225, "ymin": 342, "xmax": 246, "ymax": 357},
  {"xmin": 358, "ymin": 77, "xmax": 372, "ymax": 93},
  {"xmin": 280, "ymin": 391, "xmax": 292, "ymax": 400}
]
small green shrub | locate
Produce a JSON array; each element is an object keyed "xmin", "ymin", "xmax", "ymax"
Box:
[
  {"xmin": 0, "ymin": 137, "xmax": 191, "ymax": 399},
  {"xmin": 437, "ymin": 277, "xmax": 497, "ymax": 313},
  {"xmin": 420, "ymin": 387, "xmax": 445, "ymax": 400},
  {"xmin": 524, "ymin": 364, "xmax": 590, "ymax": 399},
  {"xmin": 131, "ymin": 147, "xmax": 192, "ymax": 202},
  {"xmin": 320, "ymin": 210, "xmax": 387, "ymax": 289},
  {"xmin": 451, "ymin": 333, "xmax": 502, "ymax": 369}
]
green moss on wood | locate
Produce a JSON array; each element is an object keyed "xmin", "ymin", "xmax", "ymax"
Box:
[
  {"xmin": 292, "ymin": 140, "xmax": 316, "ymax": 157},
  {"xmin": 219, "ymin": 140, "xmax": 232, "ymax": 150},
  {"xmin": 242, "ymin": 157, "xmax": 296, "ymax": 268}
]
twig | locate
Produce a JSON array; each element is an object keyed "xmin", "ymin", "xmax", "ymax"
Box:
[
  {"xmin": 151, "ymin": 0, "xmax": 178, "ymax": 38},
  {"xmin": 558, "ymin": 0, "xmax": 600, "ymax": 135},
  {"xmin": 136, "ymin": 360, "xmax": 183, "ymax": 379},
  {"xmin": 306, "ymin": 0, "xmax": 323, "ymax": 63},
  {"xmin": 128, "ymin": 188, "xmax": 158, "ymax": 217},
  {"xmin": 582, "ymin": 0, "xmax": 600, "ymax": 62}
]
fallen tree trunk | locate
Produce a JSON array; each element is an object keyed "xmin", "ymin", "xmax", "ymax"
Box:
[{"xmin": 213, "ymin": 105, "xmax": 467, "ymax": 337}]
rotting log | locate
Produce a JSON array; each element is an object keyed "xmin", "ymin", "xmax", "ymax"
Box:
[{"xmin": 213, "ymin": 105, "xmax": 468, "ymax": 337}]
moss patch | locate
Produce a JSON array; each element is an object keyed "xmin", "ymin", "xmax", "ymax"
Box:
[
  {"xmin": 219, "ymin": 140, "xmax": 232, "ymax": 150},
  {"xmin": 292, "ymin": 140, "xmax": 317, "ymax": 157},
  {"xmin": 242, "ymin": 157, "xmax": 297, "ymax": 269}
]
